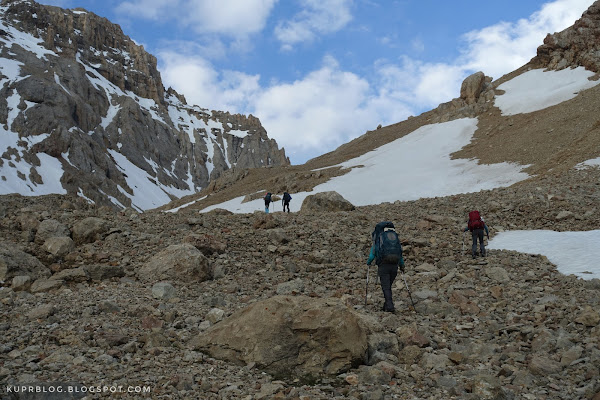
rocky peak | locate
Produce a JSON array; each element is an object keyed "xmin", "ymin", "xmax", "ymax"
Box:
[
  {"xmin": 0, "ymin": 0, "xmax": 289, "ymax": 211},
  {"xmin": 2, "ymin": 0, "xmax": 164, "ymax": 103},
  {"xmin": 532, "ymin": 0, "xmax": 600, "ymax": 71}
]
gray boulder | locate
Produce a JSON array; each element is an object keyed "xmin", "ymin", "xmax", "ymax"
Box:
[
  {"xmin": 138, "ymin": 244, "xmax": 211, "ymax": 283},
  {"xmin": 191, "ymin": 295, "xmax": 372, "ymax": 379},
  {"xmin": 300, "ymin": 191, "xmax": 355, "ymax": 213},
  {"xmin": 0, "ymin": 243, "xmax": 50, "ymax": 282},
  {"xmin": 35, "ymin": 219, "xmax": 70, "ymax": 245},
  {"xmin": 72, "ymin": 217, "xmax": 109, "ymax": 245}
]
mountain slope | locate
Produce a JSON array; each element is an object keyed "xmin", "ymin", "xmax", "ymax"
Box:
[
  {"xmin": 0, "ymin": 0, "xmax": 288, "ymax": 211},
  {"xmin": 167, "ymin": 1, "xmax": 600, "ymax": 214}
]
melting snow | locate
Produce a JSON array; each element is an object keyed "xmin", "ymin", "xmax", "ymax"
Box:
[
  {"xmin": 494, "ymin": 67, "xmax": 600, "ymax": 115},
  {"xmin": 201, "ymin": 118, "xmax": 529, "ymax": 213},
  {"xmin": 488, "ymin": 230, "xmax": 600, "ymax": 280}
]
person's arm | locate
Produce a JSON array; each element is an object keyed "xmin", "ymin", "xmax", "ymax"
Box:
[
  {"xmin": 399, "ymin": 252, "xmax": 405, "ymax": 271},
  {"xmin": 367, "ymin": 245, "xmax": 376, "ymax": 265},
  {"xmin": 485, "ymin": 224, "xmax": 489, "ymax": 237}
]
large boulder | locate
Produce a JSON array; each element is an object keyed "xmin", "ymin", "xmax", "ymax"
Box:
[
  {"xmin": 138, "ymin": 244, "xmax": 211, "ymax": 283},
  {"xmin": 190, "ymin": 295, "xmax": 371, "ymax": 379},
  {"xmin": 460, "ymin": 71, "xmax": 486, "ymax": 104},
  {"xmin": 34, "ymin": 219, "xmax": 70, "ymax": 245},
  {"xmin": 300, "ymin": 191, "xmax": 355, "ymax": 213},
  {"xmin": 72, "ymin": 217, "xmax": 109, "ymax": 244},
  {"xmin": 0, "ymin": 243, "xmax": 50, "ymax": 282}
]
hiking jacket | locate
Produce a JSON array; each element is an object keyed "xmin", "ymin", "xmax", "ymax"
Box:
[{"xmin": 367, "ymin": 244, "xmax": 405, "ymax": 268}]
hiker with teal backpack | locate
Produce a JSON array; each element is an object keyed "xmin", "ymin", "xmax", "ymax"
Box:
[
  {"xmin": 264, "ymin": 192, "xmax": 272, "ymax": 213},
  {"xmin": 282, "ymin": 192, "xmax": 292, "ymax": 213},
  {"xmin": 464, "ymin": 210, "xmax": 489, "ymax": 259},
  {"xmin": 367, "ymin": 221, "xmax": 405, "ymax": 313}
]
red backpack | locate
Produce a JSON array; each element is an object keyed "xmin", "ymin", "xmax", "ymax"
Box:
[{"xmin": 468, "ymin": 210, "xmax": 485, "ymax": 231}]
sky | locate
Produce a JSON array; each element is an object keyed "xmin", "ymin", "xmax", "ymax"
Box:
[{"xmin": 35, "ymin": 0, "xmax": 596, "ymax": 164}]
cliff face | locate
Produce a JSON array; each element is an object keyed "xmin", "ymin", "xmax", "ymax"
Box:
[{"xmin": 0, "ymin": 0, "xmax": 289, "ymax": 211}]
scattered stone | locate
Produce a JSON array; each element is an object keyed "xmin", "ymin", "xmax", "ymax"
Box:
[{"xmin": 152, "ymin": 282, "xmax": 176, "ymax": 299}]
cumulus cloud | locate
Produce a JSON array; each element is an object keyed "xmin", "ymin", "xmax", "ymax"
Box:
[
  {"xmin": 253, "ymin": 56, "xmax": 411, "ymax": 153},
  {"xmin": 115, "ymin": 0, "xmax": 278, "ymax": 37},
  {"xmin": 460, "ymin": 0, "xmax": 593, "ymax": 79},
  {"xmin": 275, "ymin": 0, "xmax": 353, "ymax": 50},
  {"xmin": 158, "ymin": 50, "xmax": 261, "ymax": 112}
]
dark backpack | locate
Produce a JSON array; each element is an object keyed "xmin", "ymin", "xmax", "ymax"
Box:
[
  {"xmin": 372, "ymin": 221, "xmax": 403, "ymax": 265},
  {"xmin": 468, "ymin": 210, "xmax": 485, "ymax": 231},
  {"xmin": 265, "ymin": 193, "xmax": 272, "ymax": 202},
  {"xmin": 283, "ymin": 192, "xmax": 291, "ymax": 202}
]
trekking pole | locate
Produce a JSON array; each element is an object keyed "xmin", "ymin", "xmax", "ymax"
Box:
[
  {"xmin": 365, "ymin": 265, "xmax": 370, "ymax": 306},
  {"xmin": 402, "ymin": 271, "xmax": 417, "ymax": 313}
]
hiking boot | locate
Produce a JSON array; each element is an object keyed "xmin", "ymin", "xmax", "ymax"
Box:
[{"xmin": 472, "ymin": 254, "xmax": 477, "ymax": 259}]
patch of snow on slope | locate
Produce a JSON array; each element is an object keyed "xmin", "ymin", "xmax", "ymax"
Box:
[
  {"xmin": 200, "ymin": 118, "xmax": 529, "ymax": 213},
  {"xmin": 494, "ymin": 67, "xmax": 600, "ymax": 116},
  {"xmin": 488, "ymin": 230, "xmax": 600, "ymax": 280}
]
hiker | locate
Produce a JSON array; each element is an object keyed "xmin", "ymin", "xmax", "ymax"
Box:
[
  {"xmin": 264, "ymin": 192, "xmax": 272, "ymax": 213},
  {"xmin": 464, "ymin": 210, "xmax": 489, "ymax": 259},
  {"xmin": 282, "ymin": 191, "xmax": 292, "ymax": 213},
  {"xmin": 367, "ymin": 221, "xmax": 405, "ymax": 313}
]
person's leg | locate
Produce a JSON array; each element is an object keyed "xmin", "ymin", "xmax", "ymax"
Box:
[
  {"xmin": 478, "ymin": 229, "xmax": 485, "ymax": 256},
  {"xmin": 378, "ymin": 265, "xmax": 395, "ymax": 311},
  {"xmin": 471, "ymin": 231, "xmax": 478, "ymax": 258}
]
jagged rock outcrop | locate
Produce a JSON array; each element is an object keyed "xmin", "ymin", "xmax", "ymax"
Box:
[
  {"xmin": 0, "ymin": 0, "xmax": 289, "ymax": 211},
  {"xmin": 533, "ymin": 1, "xmax": 600, "ymax": 71}
]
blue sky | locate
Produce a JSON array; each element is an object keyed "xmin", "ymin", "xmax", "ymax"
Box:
[{"xmin": 37, "ymin": 0, "xmax": 595, "ymax": 164}]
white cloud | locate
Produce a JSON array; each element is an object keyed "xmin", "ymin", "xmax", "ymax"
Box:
[
  {"xmin": 460, "ymin": 0, "xmax": 594, "ymax": 79},
  {"xmin": 275, "ymin": 0, "xmax": 353, "ymax": 50},
  {"xmin": 116, "ymin": 0, "xmax": 278, "ymax": 37},
  {"xmin": 158, "ymin": 50, "xmax": 261, "ymax": 112},
  {"xmin": 252, "ymin": 56, "xmax": 412, "ymax": 155}
]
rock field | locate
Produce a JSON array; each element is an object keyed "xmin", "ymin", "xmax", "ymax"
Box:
[{"xmin": 1, "ymin": 167, "xmax": 600, "ymax": 399}]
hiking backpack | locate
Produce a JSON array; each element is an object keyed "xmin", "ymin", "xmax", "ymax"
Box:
[
  {"xmin": 265, "ymin": 192, "xmax": 272, "ymax": 202},
  {"xmin": 467, "ymin": 210, "xmax": 485, "ymax": 231},
  {"xmin": 372, "ymin": 221, "xmax": 403, "ymax": 265},
  {"xmin": 283, "ymin": 192, "xmax": 291, "ymax": 202}
]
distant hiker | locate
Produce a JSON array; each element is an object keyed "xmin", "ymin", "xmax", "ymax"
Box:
[
  {"xmin": 367, "ymin": 221, "xmax": 405, "ymax": 313},
  {"xmin": 464, "ymin": 210, "xmax": 489, "ymax": 259},
  {"xmin": 264, "ymin": 192, "xmax": 272, "ymax": 213},
  {"xmin": 282, "ymin": 191, "xmax": 292, "ymax": 213}
]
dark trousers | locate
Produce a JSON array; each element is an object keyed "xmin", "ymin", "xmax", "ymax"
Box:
[
  {"xmin": 471, "ymin": 229, "xmax": 485, "ymax": 256},
  {"xmin": 378, "ymin": 264, "xmax": 398, "ymax": 311},
  {"xmin": 283, "ymin": 201, "xmax": 290, "ymax": 212}
]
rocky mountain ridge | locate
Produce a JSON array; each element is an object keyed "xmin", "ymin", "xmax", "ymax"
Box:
[{"xmin": 0, "ymin": 0, "xmax": 289, "ymax": 211}]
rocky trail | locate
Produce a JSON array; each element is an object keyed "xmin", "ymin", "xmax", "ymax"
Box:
[{"xmin": 1, "ymin": 167, "xmax": 600, "ymax": 399}]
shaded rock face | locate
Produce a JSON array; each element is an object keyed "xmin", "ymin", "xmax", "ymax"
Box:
[
  {"xmin": 300, "ymin": 191, "xmax": 355, "ymax": 212},
  {"xmin": 533, "ymin": 1, "xmax": 600, "ymax": 72},
  {"xmin": 0, "ymin": 0, "xmax": 289, "ymax": 211},
  {"xmin": 192, "ymin": 295, "xmax": 370, "ymax": 379}
]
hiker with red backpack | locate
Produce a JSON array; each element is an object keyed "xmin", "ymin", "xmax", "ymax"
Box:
[
  {"xmin": 464, "ymin": 210, "xmax": 489, "ymax": 259},
  {"xmin": 367, "ymin": 221, "xmax": 405, "ymax": 313}
]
